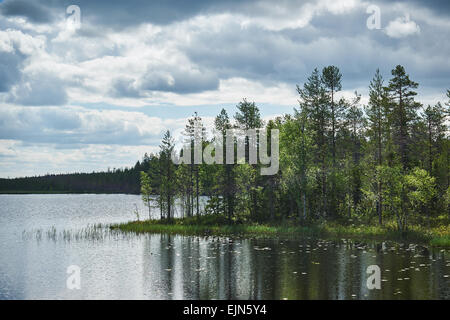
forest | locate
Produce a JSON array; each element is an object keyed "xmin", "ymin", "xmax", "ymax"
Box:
[
  {"xmin": 2, "ymin": 65, "xmax": 449, "ymax": 233},
  {"xmin": 140, "ymin": 65, "xmax": 449, "ymax": 233}
]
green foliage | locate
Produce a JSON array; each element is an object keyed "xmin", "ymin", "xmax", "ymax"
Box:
[
  {"xmin": 446, "ymin": 187, "xmax": 450, "ymax": 209},
  {"xmin": 158, "ymin": 130, "xmax": 176, "ymax": 220},
  {"xmin": 387, "ymin": 65, "xmax": 421, "ymax": 170},
  {"xmin": 404, "ymin": 168, "xmax": 436, "ymax": 213},
  {"xmin": 140, "ymin": 171, "xmax": 152, "ymax": 219},
  {"xmin": 235, "ymin": 98, "xmax": 263, "ymax": 130}
]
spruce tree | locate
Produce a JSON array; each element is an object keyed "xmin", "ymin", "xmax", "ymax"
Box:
[
  {"xmin": 387, "ymin": 65, "xmax": 420, "ymax": 170},
  {"xmin": 365, "ymin": 69, "xmax": 389, "ymax": 224}
]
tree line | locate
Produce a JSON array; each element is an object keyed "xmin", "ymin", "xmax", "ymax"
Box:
[
  {"xmin": 141, "ymin": 65, "xmax": 449, "ymax": 231},
  {"xmin": 0, "ymin": 163, "xmax": 152, "ymax": 194}
]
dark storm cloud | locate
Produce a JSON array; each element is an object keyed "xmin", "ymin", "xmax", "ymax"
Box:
[
  {"xmin": 75, "ymin": 0, "xmax": 219, "ymax": 28},
  {"xmin": 1, "ymin": 0, "xmax": 448, "ymax": 29},
  {"xmin": 0, "ymin": 0, "xmax": 258, "ymax": 28},
  {"xmin": 0, "ymin": 0, "xmax": 53, "ymax": 23},
  {"xmin": 400, "ymin": 0, "xmax": 450, "ymax": 16}
]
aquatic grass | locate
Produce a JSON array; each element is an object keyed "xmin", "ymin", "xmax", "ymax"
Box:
[
  {"xmin": 22, "ymin": 223, "xmax": 127, "ymax": 242},
  {"xmin": 46, "ymin": 226, "xmax": 57, "ymax": 241}
]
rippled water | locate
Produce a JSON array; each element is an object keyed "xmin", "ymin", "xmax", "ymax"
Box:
[{"xmin": 0, "ymin": 194, "xmax": 449, "ymax": 299}]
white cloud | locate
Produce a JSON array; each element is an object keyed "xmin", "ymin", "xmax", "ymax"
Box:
[
  {"xmin": 0, "ymin": 139, "xmax": 18, "ymax": 157},
  {"xmin": 0, "ymin": 142, "xmax": 160, "ymax": 178},
  {"xmin": 0, "ymin": 28, "xmax": 46, "ymax": 55},
  {"xmin": 384, "ymin": 14, "xmax": 420, "ymax": 38},
  {"xmin": 239, "ymin": 0, "xmax": 362, "ymax": 31}
]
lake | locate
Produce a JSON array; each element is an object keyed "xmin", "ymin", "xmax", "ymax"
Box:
[{"xmin": 0, "ymin": 194, "xmax": 449, "ymax": 299}]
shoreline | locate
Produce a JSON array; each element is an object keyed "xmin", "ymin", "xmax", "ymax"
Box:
[{"xmin": 110, "ymin": 217, "xmax": 450, "ymax": 247}]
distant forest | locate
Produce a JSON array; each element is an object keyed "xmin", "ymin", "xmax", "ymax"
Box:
[{"xmin": 0, "ymin": 159, "xmax": 156, "ymax": 194}]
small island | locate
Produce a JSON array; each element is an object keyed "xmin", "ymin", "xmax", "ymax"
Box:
[
  {"xmin": 111, "ymin": 215, "xmax": 450, "ymax": 247},
  {"xmin": 109, "ymin": 66, "xmax": 450, "ymax": 248}
]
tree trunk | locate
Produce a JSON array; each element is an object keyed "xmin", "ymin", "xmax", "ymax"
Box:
[
  {"xmin": 377, "ymin": 115, "xmax": 383, "ymax": 225},
  {"xmin": 167, "ymin": 158, "xmax": 171, "ymax": 220},
  {"xmin": 196, "ymin": 166, "xmax": 199, "ymax": 217},
  {"xmin": 302, "ymin": 193, "xmax": 307, "ymax": 220},
  {"xmin": 148, "ymin": 199, "xmax": 151, "ymax": 220},
  {"xmin": 377, "ymin": 181, "xmax": 382, "ymax": 225},
  {"xmin": 428, "ymin": 121, "xmax": 433, "ymax": 174}
]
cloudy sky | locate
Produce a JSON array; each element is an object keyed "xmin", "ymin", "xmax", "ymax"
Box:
[{"xmin": 0, "ymin": 0, "xmax": 449, "ymax": 177}]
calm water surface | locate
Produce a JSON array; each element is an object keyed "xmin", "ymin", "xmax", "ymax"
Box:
[{"xmin": 0, "ymin": 194, "xmax": 449, "ymax": 300}]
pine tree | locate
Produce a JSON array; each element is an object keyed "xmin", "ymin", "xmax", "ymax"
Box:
[
  {"xmin": 159, "ymin": 130, "xmax": 175, "ymax": 220},
  {"xmin": 182, "ymin": 113, "xmax": 206, "ymax": 217},
  {"xmin": 321, "ymin": 66, "xmax": 345, "ymax": 218},
  {"xmin": 234, "ymin": 99, "xmax": 263, "ymax": 131},
  {"xmin": 423, "ymin": 103, "xmax": 447, "ymax": 173},
  {"xmin": 282, "ymin": 110, "xmax": 311, "ymax": 220},
  {"xmin": 214, "ymin": 108, "xmax": 235, "ymax": 223},
  {"xmin": 387, "ymin": 65, "xmax": 420, "ymax": 170},
  {"xmin": 345, "ymin": 92, "xmax": 365, "ymax": 214},
  {"xmin": 297, "ymin": 68, "xmax": 329, "ymax": 217},
  {"xmin": 234, "ymin": 99, "xmax": 263, "ymax": 220},
  {"xmin": 140, "ymin": 171, "xmax": 152, "ymax": 219},
  {"xmin": 321, "ymin": 66, "xmax": 343, "ymax": 168},
  {"xmin": 365, "ymin": 69, "xmax": 389, "ymax": 224}
]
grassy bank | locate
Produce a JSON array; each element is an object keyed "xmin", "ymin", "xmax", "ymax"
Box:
[{"xmin": 110, "ymin": 215, "xmax": 450, "ymax": 247}]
